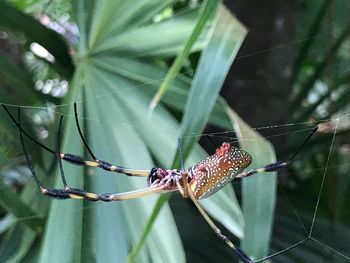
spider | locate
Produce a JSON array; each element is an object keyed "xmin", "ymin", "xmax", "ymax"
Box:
[{"xmin": 1, "ymin": 103, "xmax": 318, "ymax": 263}]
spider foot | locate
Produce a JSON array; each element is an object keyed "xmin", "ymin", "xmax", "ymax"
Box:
[
  {"xmin": 263, "ymin": 161, "xmax": 287, "ymax": 172},
  {"xmin": 235, "ymin": 247, "xmax": 253, "ymax": 263}
]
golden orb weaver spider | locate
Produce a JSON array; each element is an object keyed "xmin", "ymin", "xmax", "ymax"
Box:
[{"xmin": 1, "ymin": 103, "xmax": 318, "ymax": 263}]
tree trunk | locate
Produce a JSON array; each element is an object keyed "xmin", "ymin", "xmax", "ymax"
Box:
[{"xmin": 222, "ymin": 0, "xmax": 297, "ymax": 149}]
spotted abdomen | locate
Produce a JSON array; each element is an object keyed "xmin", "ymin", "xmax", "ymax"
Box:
[{"xmin": 188, "ymin": 143, "xmax": 252, "ymax": 199}]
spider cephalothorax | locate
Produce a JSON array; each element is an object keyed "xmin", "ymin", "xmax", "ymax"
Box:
[{"xmin": 147, "ymin": 167, "xmax": 193, "ymax": 191}]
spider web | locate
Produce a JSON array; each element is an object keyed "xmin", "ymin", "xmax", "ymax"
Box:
[
  {"xmin": 179, "ymin": 115, "xmax": 350, "ymax": 262},
  {"xmin": 1, "ymin": 102, "xmax": 349, "ymax": 262},
  {"xmin": 0, "ymin": 27, "xmax": 350, "ymax": 263}
]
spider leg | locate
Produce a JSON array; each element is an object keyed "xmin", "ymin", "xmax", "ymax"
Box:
[
  {"xmin": 250, "ymin": 237, "xmax": 310, "ymax": 263},
  {"xmin": 235, "ymin": 126, "xmax": 318, "ymax": 179},
  {"xmin": 106, "ymin": 185, "xmax": 167, "ymax": 201},
  {"xmin": 178, "ymin": 173, "xmax": 252, "ymax": 263},
  {"xmin": 2, "ymin": 104, "xmax": 149, "ymax": 177},
  {"xmin": 71, "ymin": 102, "xmax": 149, "ymax": 176},
  {"xmin": 40, "ymin": 184, "xmax": 166, "ymax": 202},
  {"xmin": 17, "ymin": 108, "xmax": 165, "ymax": 201},
  {"xmin": 56, "ymin": 114, "xmax": 68, "ymax": 188},
  {"xmin": 176, "ymin": 138, "xmax": 252, "ymax": 263},
  {"xmin": 234, "ymin": 161, "xmax": 287, "ymax": 179}
]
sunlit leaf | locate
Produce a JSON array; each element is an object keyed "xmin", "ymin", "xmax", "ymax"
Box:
[
  {"xmin": 150, "ymin": 0, "xmax": 219, "ymax": 109},
  {"xmin": 226, "ymin": 106, "xmax": 276, "ymax": 260}
]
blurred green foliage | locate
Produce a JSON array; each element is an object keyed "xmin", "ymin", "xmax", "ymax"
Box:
[{"xmin": 0, "ymin": 0, "xmax": 349, "ymax": 263}]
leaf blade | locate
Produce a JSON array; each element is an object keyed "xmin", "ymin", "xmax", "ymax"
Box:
[
  {"xmin": 226, "ymin": 107, "xmax": 277, "ymax": 260},
  {"xmin": 150, "ymin": 0, "xmax": 219, "ymax": 109}
]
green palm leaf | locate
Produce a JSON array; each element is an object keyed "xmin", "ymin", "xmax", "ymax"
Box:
[{"xmin": 0, "ymin": 1, "xmax": 282, "ymax": 262}]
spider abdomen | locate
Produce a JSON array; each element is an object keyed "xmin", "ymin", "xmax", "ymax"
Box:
[{"xmin": 189, "ymin": 143, "xmax": 252, "ymax": 199}]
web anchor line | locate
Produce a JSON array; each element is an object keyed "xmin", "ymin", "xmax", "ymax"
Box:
[{"xmin": 309, "ymin": 118, "xmax": 339, "ymax": 236}]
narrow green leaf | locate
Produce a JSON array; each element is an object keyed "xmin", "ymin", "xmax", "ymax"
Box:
[
  {"xmin": 226, "ymin": 107, "xmax": 277, "ymax": 260},
  {"xmin": 150, "ymin": 0, "xmax": 219, "ymax": 109},
  {"xmin": 177, "ymin": 5, "xmax": 247, "ymax": 162}
]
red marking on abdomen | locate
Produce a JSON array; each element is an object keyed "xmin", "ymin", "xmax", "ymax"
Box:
[{"xmin": 216, "ymin": 142, "xmax": 231, "ymax": 156}]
